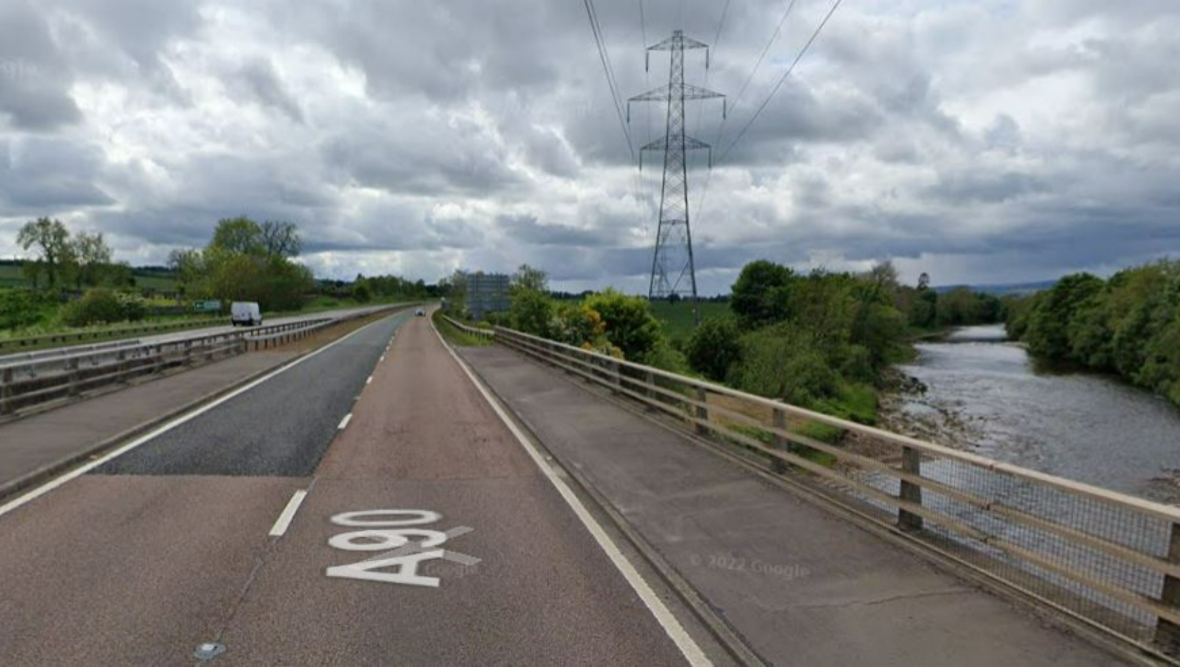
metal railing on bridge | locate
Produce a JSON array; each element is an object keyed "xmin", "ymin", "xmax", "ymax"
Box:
[
  {"xmin": 0, "ymin": 305, "xmax": 415, "ymax": 420},
  {"xmin": 443, "ymin": 315, "xmax": 1180, "ymax": 662}
]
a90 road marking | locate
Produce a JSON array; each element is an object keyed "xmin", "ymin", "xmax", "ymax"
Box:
[{"xmin": 325, "ymin": 510, "xmax": 472, "ymax": 588}]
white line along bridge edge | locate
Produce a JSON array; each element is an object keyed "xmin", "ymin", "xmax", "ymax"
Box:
[{"xmin": 326, "ymin": 510, "xmax": 479, "ymax": 588}]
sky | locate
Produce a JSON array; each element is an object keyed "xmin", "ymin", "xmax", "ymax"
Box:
[{"xmin": 0, "ymin": 0, "xmax": 1177, "ymax": 295}]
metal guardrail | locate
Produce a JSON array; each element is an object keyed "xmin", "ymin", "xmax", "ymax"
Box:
[
  {"xmin": 460, "ymin": 318, "xmax": 1180, "ymax": 661},
  {"xmin": 0, "ymin": 317, "xmax": 229, "ymax": 354},
  {"xmin": 0, "ymin": 305, "xmax": 415, "ymax": 419}
]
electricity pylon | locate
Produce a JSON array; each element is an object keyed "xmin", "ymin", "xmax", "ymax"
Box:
[{"xmin": 628, "ymin": 30, "xmax": 725, "ymax": 326}]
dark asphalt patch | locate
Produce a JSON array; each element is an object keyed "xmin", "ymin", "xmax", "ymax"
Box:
[{"xmin": 91, "ymin": 314, "xmax": 407, "ymax": 477}]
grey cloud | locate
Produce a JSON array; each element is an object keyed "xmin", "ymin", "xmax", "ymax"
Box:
[
  {"xmin": 232, "ymin": 59, "xmax": 303, "ymax": 122},
  {"xmin": 0, "ymin": 1, "xmax": 81, "ymax": 130},
  {"xmin": 0, "ymin": 138, "xmax": 113, "ymax": 210}
]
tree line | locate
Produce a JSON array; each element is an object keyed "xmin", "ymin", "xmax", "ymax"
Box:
[
  {"xmin": 16, "ymin": 217, "xmax": 130, "ymax": 289},
  {"xmin": 1006, "ymin": 259, "xmax": 1180, "ymax": 407}
]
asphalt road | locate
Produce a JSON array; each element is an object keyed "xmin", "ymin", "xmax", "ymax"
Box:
[{"xmin": 0, "ymin": 311, "xmax": 697, "ymax": 665}]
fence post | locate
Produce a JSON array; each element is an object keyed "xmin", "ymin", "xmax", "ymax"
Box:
[
  {"xmin": 644, "ymin": 370, "xmax": 656, "ymax": 410},
  {"xmin": 694, "ymin": 386, "xmax": 708, "ymax": 435},
  {"xmin": 153, "ymin": 345, "xmax": 164, "ymax": 375},
  {"xmin": 771, "ymin": 407, "xmax": 789, "ymax": 474},
  {"xmin": 1, "ymin": 367, "xmax": 13, "ymax": 415},
  {"xmin": 1154, "ymin": 523, "xmax": 1180, "ymax": 651},
  {"xmin": 68, "ymin": 358, "xmax": 80, "ymax": 397},
  {"xmin": 117, "ymin": 350, "xmax": 128, "ymax": 383},
  {"xmin": 898, "ymin": 446, "xmax": 924, "ymax": 532},
  {"xmin": 184, "ymin": 340, "xmax": 194, "ymax": 367},
  {"xmin": 610, "ymin": 360, "xmax": 621, "ymax": 395}
]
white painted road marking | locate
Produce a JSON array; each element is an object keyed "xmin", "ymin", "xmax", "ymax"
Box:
[
  {"xmin": 429, "ymin": 319, "xmax": 712, "ymax": 667},
  {"xmin": 338, "ymin": 413, "xmax": 353, "ymax": 430},
  {"xmin": 325, "ymin": 510, "xmax": 478, "ymax": 588},
  {"xmin": 0, "ymin": 314, "xmax": 398, "ymax": 520},
  {"xmin": 366, "ymin": 376, "xmax": 373, "ymax": 385},
  {"xmin": 270, "ymin": 490, "xmax": 309, "ymax": 537}
]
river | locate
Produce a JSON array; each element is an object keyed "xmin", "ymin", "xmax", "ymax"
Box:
[{"xmin": 893, "ymin": 324, "xmax": 1180, "ymax": 502}]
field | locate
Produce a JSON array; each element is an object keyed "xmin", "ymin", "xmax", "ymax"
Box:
[
  {"xmin": 647, "ymin": 300, "xmax": 730, "ymax": 340},
  {"xmin": 0, "ymin": 264, "xmax": 177, "ymax": 291}
]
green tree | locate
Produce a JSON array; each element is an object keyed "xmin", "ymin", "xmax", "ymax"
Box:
[
  {"xmin": 583, "ymin": 289, "xmax": 662, "ymax": 361},
  {"xmin": 72, "ymin": 231, "xmax": 113, "ymax": 288},
  {"xmin": 259, "ymin": 220, "xmax": 302, "ymax": 258},
  {"xmin": 509, "ymin": 288, "xmax": 554, "ymax": 336},
  {"xmin": 17, "ymin": 217, "xmax": 74, "ymax": 288},
  {"xmin": 686, "ymin": 316, "xmax": 741, "ymax": 382},
  {"xmin": 210, "ymin": 216, "xmax": 266, "ymax": 256},
  {"xmin": 1024, "ymin": 273, "xmax": 1104, "ymax": 359},
  {"xmin": 730, "ymin": 260, "xmax": 796, "ymax": 329},
  {"xmin": 511, "ymin": 264, "xmax": 548, "ymax": 294}
]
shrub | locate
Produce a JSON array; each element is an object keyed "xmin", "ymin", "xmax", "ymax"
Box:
[
  {"xmin": 583, "ymin": 289, "xmax": 662, "ymax": 361},
  {"xmin": 686, "ymin": 316, "xmax": 741, "ymax": 381},
  {"xmin": 0, "ymin": 289, "xmax": 51, "ymax": 330},
  {"xmin": 60, "ymin": 288, "xmax": 130, "ymax": 326}
]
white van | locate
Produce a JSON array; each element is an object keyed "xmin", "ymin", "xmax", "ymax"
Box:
[{"xmin": 230, "ymin": 301, "xmax": 262, "ymax": 326}]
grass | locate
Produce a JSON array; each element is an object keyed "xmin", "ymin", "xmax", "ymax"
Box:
[
  {"xmin": 647, "ymin": 300, "xmax": 730, "ymax": 340},
  {"xmin": 0, "ymin": 264, "xmax": 177, "ymax": 291},
  {"xmin": 433, "ymin": 310, "xmax": 493, "ymax": 347}
]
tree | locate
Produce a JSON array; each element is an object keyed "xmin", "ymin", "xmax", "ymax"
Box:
[
  {"xmin": 511, "ymin": 264, "xmax": 548, "ymax": 294},
  {"xmin": 583, "ymin": 289, "xmax": 662, "ymax": 362},
  {"xmin": 509, "ymin": 288, "xmax": 554, "ymax": 336},
  {"xmin": 210, "ymin": 216, "xmax": 265, "ymax": 256},
  {"xmin": 1024, "ymin": 273, "xmax": 1105, "ymax": 359},
  {"xmin": 260, "ymin": 220, "xmax": 302, "ymax": 258},
  {"xmin": 17, "ymin": 217, "xmax": 73, "ymax": 288},
  {"xmin": 686, "ymin": 317, "xmax": 741, "ymax": 382},
  {"xmin": 918, "ymin": 272, "xmax": 931, "ymax": 291},
  {"xmin": 72, "ymin": 231, "xmax": 113, "ymax": 288},
  {"xmin": 730, "ymin": 260, "xmax": 796, "ymax": 329}
]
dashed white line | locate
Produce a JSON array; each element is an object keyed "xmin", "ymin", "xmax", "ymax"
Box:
[
  {"xmin": 380, "ymin": 355, "xmax": 386, "ymax": 362},
  {"xmin": 269, "ymin": 490, "xmax": 308, "ymax": 537},
  {"xmin": 366, "ymin": 376, "xmax": 373, "ymax": 385},
  {"xmin": 0, "ymin": 315, "xmax": 396, "ymax": 520},
  {"xmin": 338, "ymin": 413, "xmax": 353, "ymax": 430}
]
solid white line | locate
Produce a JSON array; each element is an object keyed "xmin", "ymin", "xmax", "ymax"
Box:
[
  {"xmin": 338, "ymin": 413, "xmax": 353, "ymax": 430},
  {"xmin": 429, "ymin": 321, "xmax": 711, "ymax": 666},
  {"xmin": 0, "ymin": 315, "xmax": 398, "ymax": 520},
  {"xmin": 269, "ymin": 490, "xmax": 308, "ymax": 537}
]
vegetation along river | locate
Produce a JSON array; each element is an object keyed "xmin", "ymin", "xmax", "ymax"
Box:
[{"xmin": 891, "ymin": 324, "xmax": 1180, "ymax": 503}]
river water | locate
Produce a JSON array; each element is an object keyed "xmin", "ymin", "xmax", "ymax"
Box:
[{"xmin": 895, "ymin": 324, "xmax": 1180, "ymax": 502}]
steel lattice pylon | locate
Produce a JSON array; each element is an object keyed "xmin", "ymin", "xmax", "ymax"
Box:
[{"xmin": 629, "ymin": 30, "xmax": 724, "ymax": 325}]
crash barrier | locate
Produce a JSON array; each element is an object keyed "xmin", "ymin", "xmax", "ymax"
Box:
[
  {"xmin": 0, "ymin": 305, "xmax": 415, "ymax": 419},
  {"xmin": 0, "ymin": 317, "xmax": 229, "ymax": 354},
  {"xmin": 445, "ymin": 316, "xmax": 1180, "ymax": 662}
]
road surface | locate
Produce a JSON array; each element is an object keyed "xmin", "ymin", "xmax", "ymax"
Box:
[{"xmin": 0, "ymin": 311, "xmax": 699, "ymax": 665}]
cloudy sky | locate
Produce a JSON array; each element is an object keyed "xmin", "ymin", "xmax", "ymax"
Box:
[{"xmin": 1, "ymin": 0, "xmax": 1177, "ymax": 295}]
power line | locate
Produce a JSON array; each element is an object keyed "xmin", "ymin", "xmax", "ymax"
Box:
[
  {"xmin": 584, "ymin": 0, "xmax": 634, "ymax": 160},
  {"xmin": 694, "ymin": 0, "xmax": 799, "ymax": 228},
  {"xmin": 695, "ymin": 0, "xmax": 844, "ymax": 234},
  {"xmin": 719, "ymin": 0, "xmax": 843, "ymax": 164}
]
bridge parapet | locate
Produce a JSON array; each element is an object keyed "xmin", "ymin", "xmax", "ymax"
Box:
[{"xmin": 481, "ymin": 322, "xmax": 1180, "ymax": 662}]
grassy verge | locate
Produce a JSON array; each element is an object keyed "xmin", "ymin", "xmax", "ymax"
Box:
[
  {"xmin": 433, "ymin": 311, "xmax": 493, "ymax": 347},
  {"xmin": 647, "ymin": 300, "xmax": 729, "ymax": 341}
]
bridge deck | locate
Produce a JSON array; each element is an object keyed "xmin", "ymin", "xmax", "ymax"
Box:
[{"xmin": 460, "ymin": 344, "xmax": 1124, "ymax": 666}]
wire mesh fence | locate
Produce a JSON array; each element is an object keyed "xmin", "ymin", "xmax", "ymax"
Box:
[{"xmin": 474, "ymin": 323, "xmax": 1180, "ymax": 660}]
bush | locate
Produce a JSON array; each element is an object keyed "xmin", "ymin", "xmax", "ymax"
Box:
[
  {"xmin": 0, "ymin": 289, "xmax": 51, "ymax": 330},
  {"xmin": 728, "ymin": 324, "xmax": 839, "ymax": 407},
  {"xmin": 686, "ymin": 316, "xmax": 741, "ymax": 381},
  {"xmin": 510, "ymin": 288, "xmax": 555, "ymax": 337},
  {"xmin": 352, "ymin": 281, "xmax": 372, "ymax": 303},
  {"xmin": 60, "ymin": 288, "xmax": 145, "ymax": 326},
  {"xmin": 583, "ymin": 289, "xmax": 662, "ymax": 361}
]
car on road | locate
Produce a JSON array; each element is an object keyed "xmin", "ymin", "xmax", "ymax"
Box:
[
  {"xmin": 415, "ymin": 308, "xmax": 425, "ymax": 317},
  {"xmin": 231, "ymin": 301, "xmax": 263, "ymax": 326}
]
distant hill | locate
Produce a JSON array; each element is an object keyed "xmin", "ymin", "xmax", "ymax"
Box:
[{"xmin": 933, "ymin": 280, "xmax": 1055, "ymax": 296}]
